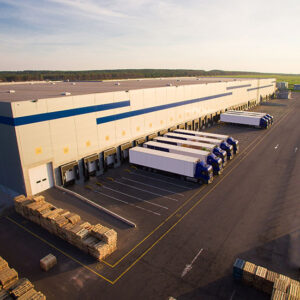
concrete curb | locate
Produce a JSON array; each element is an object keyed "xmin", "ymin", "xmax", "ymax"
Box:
[{"xmin": 55, "ymin": 185, "xmax": 136, "ymax": 228}]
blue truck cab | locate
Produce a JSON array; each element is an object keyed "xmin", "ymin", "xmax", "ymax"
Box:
[
  {"xmin": 265, "ymin": 114, "xmax": 273, "ymax": 124},
  {"xmin": 212, "ymin": 147, "xmax": 227, "ymax": 166},
  {"xmin": 207, "ymin": 153, "xmax": 223, "ymax": 175},
  {"xmin": 260, "ymin": 117, "xmax": 269, "ymax": 129},
  {"xmin": 220, "ymin": 141, "xmax": 234, "ymax": 160},
  {"xmin": 195, "ymin": 161, "xmax": 213, "ymax": 184},
  {"xmin": 226, "ymin": 137, "xmax": 239, "ymax": 154}
]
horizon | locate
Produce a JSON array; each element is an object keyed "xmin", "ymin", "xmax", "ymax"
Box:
[
  {"xmin": 0, "ymin": 0, "xmax": 299, "ymax": 73},
  {"xmin": 0, "ymin": 69, "xmax": 299, "ymax": 76}
]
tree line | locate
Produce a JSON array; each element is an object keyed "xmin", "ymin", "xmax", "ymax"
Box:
[{"xmin": 0, "ymin": 69, "xmax": 289, "ymax": 82}]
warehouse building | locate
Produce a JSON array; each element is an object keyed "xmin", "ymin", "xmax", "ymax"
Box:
[{"xmin": 0, "ymin": 77, "xmax": 275, "ymax": 196}]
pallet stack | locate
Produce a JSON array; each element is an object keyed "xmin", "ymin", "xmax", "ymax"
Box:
[
  {"xmin": 233, "ymin": 258, "xmax": 300, "ymax": 299},
  {"xmin": 14, "ymin": 195, "xmax": 117, "ymax": 261},
  {"xmin": 0, "ymin": 256, "xmax": 46, "ymax": 299}
]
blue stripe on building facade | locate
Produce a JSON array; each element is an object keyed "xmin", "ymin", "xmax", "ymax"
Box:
[
  {"xmin": 226, "ymin": 84, "xmax": 251, "ymax": 90},
  {"xmin": 0, "ymin": 100, "xmax": 130, "ymax": 126},
  {"xmin": 96, "ymin": 92, "xmax": 232, "ymax": 125},
  {"xmin": 0, "ymin": 116, "xmax": 15, "ymax": 126},
  {"xmin": 247, "ymin": 84, "xmax": 274, "ymax": 91}
]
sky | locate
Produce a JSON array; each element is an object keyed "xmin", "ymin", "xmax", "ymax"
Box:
[{"xmin": 0, "ymin": 0, "xmax": 299, "ymax": 73}]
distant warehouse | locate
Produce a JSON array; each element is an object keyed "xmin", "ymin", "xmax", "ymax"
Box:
[{"xmin": 0, "ymin": 77, "xmax": 276, "ymax": 196}]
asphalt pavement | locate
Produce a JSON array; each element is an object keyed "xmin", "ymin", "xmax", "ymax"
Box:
[{"xmin": 0, "ymin": 94, "xmax": 299, "ymax": 300}]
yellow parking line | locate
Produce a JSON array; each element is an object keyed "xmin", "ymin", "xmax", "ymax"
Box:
[
  {"xmin": 5, "ymin": 216, "xmax": 114, "ymax": 285},
  {"xmin": 101, "ymin": 107, "xmax": 293, "ymax": 268},
  {"xmin": 5, "ymin": 108, "xmax": 292, "ymax": 286},
  {"xmin": 112, "ymin": 107, "xmax": 293, "ymax": 283}
]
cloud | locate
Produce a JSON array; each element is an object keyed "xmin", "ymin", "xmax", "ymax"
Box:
[
  {"xmin": 48, "ymin": 0, "xmax": 127, "ymax": 18},
  {"xmin": 0, "ymin": 0, "xmax": 299, "ymax": 72}
]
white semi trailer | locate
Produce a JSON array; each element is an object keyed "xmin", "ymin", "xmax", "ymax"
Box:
[
  {"xmin": 144, "ymin": 141, "xmax": 223, "ymax": 175},
  {"xmin": 227, "ymin": 110, "xmax": 274, "ymax": 125},
  {"xmin": 129, "ymin": 147, "xmax": 213, "ymax": 184},
  {"xmin": 220, "ymin": 111, "xmax": 269, "ymax": 129},
  {"xmin": 174, "ymin": 129, "xmax": 239, "ymax": 154},
  {"xmin": 153, "ymin": 136, "xmax": 227, "ymax": 166},
  {"xmin": 164, "ymin": 132, "xmax": 234, "ymax": 160}
]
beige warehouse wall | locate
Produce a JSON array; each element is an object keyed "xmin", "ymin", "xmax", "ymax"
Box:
[
  {"xmin": 0, "ymin": 102, "xmax": 25, "ymax": 195},
  {"xmin": 11, "ymin": 79, "xmax": 275, "ymax": 192}
]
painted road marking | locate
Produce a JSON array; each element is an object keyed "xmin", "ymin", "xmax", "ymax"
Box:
[
  {"xmin": 114, "ymin": 179, "xmax": 178, "ymax": 202},
  {"xmin": 101, "ymin": 185, "xmax": 169, "ymax": 210},
  {"xmin": 229, "ymin": 290, "xmax": 236, "ymax": 300},
  {"xmin": 93, "ymin": 189, "xmax": 161, "ymax": 216},
  {"xmin": 122, "ymin": 177, "xmax": 185, "ymax": 197},
  {"xmin": 295, "ymin": 147, "xmax": 298, "ymax": 153},
  {"xmin": 275, "ymin": 144, "xmax": 279, "ymax": 150},
  {"xmin": 132, "ymin": 172, "xmax": 193, "ymax": 190},
  {"xmin": 5, "ymin": 107, "xmax": 293, "ymax": 284},
  {"xmin": 5, "ymin": 216, "xmax": 114, "ymax": 285},
  {"xmin": 102, "ymin": 108, "xmax": 294, "ymax": 268},
  {"xmin": 181, "ymin": 248, "xmax": 203, "ymax": 278}
]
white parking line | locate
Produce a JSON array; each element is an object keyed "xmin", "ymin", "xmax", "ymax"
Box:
[
  {"xmin": 133, "ymin": 172, "xmax": 193, "ymax": 190},
  {"xmin": 229, "ymin": 289, "xmax": 236, "ymax": 300},
  {"xmin": 123, "ymin": 177, "xmax": 185, "ymax": 197},
  {"xmin": 181, "ymin": 248, "xmax": 203, "ymax": 278},
  {"xmin": 102, "ymin": 185, "xmax": 169, "ymax": 210},
  {"xmin": 93, "ymin": 189, "xmax": 161, "ymax": 216},
  {"xmin": 114, "ymin": 180, "xmax": 178, "ymax": 202}
]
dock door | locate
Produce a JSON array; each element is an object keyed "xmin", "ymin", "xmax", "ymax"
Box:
[{"xmin": 29, "ymin": 163, "xmax": 54, "ymax": 195}]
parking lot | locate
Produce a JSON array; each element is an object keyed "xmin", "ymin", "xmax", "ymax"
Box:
[{"xmin": 0, "ymin": 94, "xmax": 298, "ymax": 299}]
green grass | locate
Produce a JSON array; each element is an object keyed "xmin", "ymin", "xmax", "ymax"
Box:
[{"xmin": 220, "ymin": 74, "xmax": 300, "ymax": 91}]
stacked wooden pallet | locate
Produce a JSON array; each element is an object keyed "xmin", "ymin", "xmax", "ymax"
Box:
[
  {"xmin": 0, "ymin": 256, "xmax": 46, "ymax": 299},
  {"xmin": 233, "ymin": 258, "xmax": 300, "ymax": 299},
  {"xmin": 14, "ymin": 195, "xmax": 117, "ymax": 261},
  {"xmin": 40, "ymin": 255, "xmax": 57, "ymax": 272}
]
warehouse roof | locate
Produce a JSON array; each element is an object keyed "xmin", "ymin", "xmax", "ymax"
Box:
[{"xmin": 0, "ymin": 77, "xmax": 257, "ymax": 102}]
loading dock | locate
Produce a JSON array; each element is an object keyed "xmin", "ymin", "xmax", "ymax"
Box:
[
  {"xmin": 135, "ymin": 137, "xmax": 146, "ymax": 146},
  {"xmin": 169, "ymin": 126, "xmax": 177, "ymax": 132},
  {"xmin": 0, "ymin": 78, "xmax": 276, "ymax": 196},
  {"xmin": 159, "ymin": 129, "xmax": 168, "ymax": 136},
  {"xmin": 101, "ymin": 148, "xmax": 117, "ymax": 170},
  {"xmin": 82, "ymin": 153, "xmax": 100, "ymax": 181},
  {"xmin": 185, "ymin": 121, "xmax": 193, "ymax": 130},
  {"xmin": 193, "ymin": 119, "xmax": 199, "ymax": 131},
  {"xmin": 147, "ymin": 133, "xmax": 158, "ymax": 141},
  {"xmin": 119, "ymin": 142, "xmax": 132, "ymax": 162},
  {"xmin": 60, "ymin": 161, "xmax": 79, "ymax": 187}
]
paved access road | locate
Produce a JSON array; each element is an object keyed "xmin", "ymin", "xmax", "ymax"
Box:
[
  {"xmin": 82, "ymin": 94, "xmax": 299, "ymax": 299},
  {"xmin": 0, "ymin": 94, "xmax": 299, "ymax": 300}
]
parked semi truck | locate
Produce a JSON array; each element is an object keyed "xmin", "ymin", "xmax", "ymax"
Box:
[
  {"xmin": 227, "ymin": 110, "xmax": 274, "ymax": 125},
  {"xmin": 174, "ymin": 129, "xmax": 239, "ymax": 154},
  {"xmin": 164, "ymin": 132, "xmax": 234, "ymax": 160},
  {"xmin": 129, "ymin": 147, "xmax": 213, "ymax": 184},
  {"xmin": 144, "ymin": 141, "xmax": 223, "ymax": 175},
  {"xmin": 220, "ymin": 111, "xmax": 269, "ymax": 129},
  {"xmin": 153, "ymin": 136, "xmax": 227, "ymax": 166}
]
